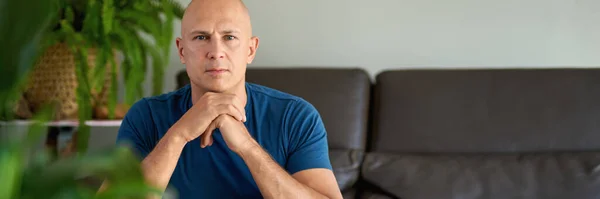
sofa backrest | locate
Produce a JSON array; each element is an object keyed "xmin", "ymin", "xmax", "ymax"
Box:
[
  {"xmin": 371, "ymin": 69, "xmax": 600, "ymax": 153},
  {"xmin": 363, "ymin": 69, "xmax": 600, "ymax": 199}
]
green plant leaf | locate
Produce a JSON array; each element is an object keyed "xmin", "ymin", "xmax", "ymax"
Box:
[
  {"xmin": 95, "ymin": 181, "xmax": 161, "ymax": 199},
  {"xmin": 138, "ymin": 38, "xmax": 165, "ymax": 96},
  {"xmin": 65, "ymin": 5, "xmax": 75, "ymax": 24},
  {"xmin": 20, "ymin": 147, "xmax": 153, "ymax": 199},
  {"xmin": 0, "ymin": 0, "xmax": 57, "ymax": 193},
  {"xmin": 0, "ymin": 106, "xmax": 54, "ymax": 199},
  {"xmin": 150, "ymin": 0, "xmax": 185, "ymax": 19},
  {"xmin": 162, "ymin": 0, "xmax": 175, "ymax": 48},
  {"xmin": 91, "ymin": 43, "xmax": 108, "ymax": 102},
  {"xmin": 74, "ymin": 47, "xmax": 92, "ymax": 155},
  {"xmin": 117, "ymin": 10, "xmax": 161, "ymax": 38},
  {"xmin": 0, "ymin": 142, "xmax": 23, "ymax": 199},
  {"xmin": 0, "ymin": 0, "xmax": 58, "ymax": 120},
  {"xmin": 108, "ymin": 52, "xmax": 117, "ymax": 119},
  {"xmin": 61, "ymin": 19, "xmax": 93, "ymax": 154},
  {"xmin": 101, "ymin": 0, "xmax": 114, "ymax": 35},
  {"xmin": 60, "ymin": 19, "xmax": 77, "ymax": 44},
  {"xmin": 24, "ymin": 105, "xmax": 54, "ymax": 146},
  {"xmin": 82, "ymin": 0, "xmax": 101, "ymax": 41},
  {"xmin": 115, "ymin": 26, "xmax": 147, "ymax": 103}
]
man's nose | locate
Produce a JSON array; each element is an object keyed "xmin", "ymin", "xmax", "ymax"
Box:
[{"xmin": 206, "ymin": 39, "xmax": 225, "ymax": 60}]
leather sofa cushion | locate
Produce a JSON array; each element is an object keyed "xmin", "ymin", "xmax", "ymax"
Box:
[
  {"xmin": 362, "ymin": 152, "xmax": 600, "ymax": 199},
  {"xmin": 373, "ymin": 69, "xmax": 600, "ymax": 153},
  {"xmin": 342, "ymin": 188, "xmax": 357, "ymax": 199},
  {"xmin": 246, "ymin": 68, "xmax": 371, "ymax": 150},
  {"xmin": 359, "ymin": 191, "xmax": 394, "ymax": 199},
  {"xmin": 330, "ymin": 149, "xmax": 364, "ymax": 191}
]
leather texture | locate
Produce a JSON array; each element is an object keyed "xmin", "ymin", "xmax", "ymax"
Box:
[
  {"xmin": 373, "ymin": 69, "xmax": 600, "ymax": 153},
  {"xmin": 362, "ymin": 152, "xmax": 600, "ymax": 199},
  {"xmin": 343, "ymin": 188, "xmax": 357, "ymax": 199},
  {"xmin": 330, "ymin": 149, "xmax": 364, "ymax": 191},
  {"xmin": 359, "ymin": 191, "xmax": 394, "ymax": 199},
  {"xmin": 366, "ymin": 68, "xmax": 600, "ymax": 198}
]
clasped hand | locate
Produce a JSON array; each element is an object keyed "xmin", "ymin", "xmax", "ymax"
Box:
[{"xmin": 169, "ymin": 92, "xmax": 254, "ymax": 154}]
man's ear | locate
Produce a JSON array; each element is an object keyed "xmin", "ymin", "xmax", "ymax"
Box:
[
  {"xmin": 176, "ymin": 37, "xmax": 186, "ymax": 64},
  {"xmin": 247, "ymin": 36, "xmax": 259, "ymax": 64}
]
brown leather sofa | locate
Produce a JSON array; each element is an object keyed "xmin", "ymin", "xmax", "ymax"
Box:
[{"xmin": 177, "ymin": 68, "xmax": 600, "ymax": 199}]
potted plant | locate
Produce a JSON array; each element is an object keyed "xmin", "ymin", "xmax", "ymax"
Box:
[
  {"xmin": 5, "ymin": 0, "xmax": 184, "ymax": 154},
  {"xmin": 14, "ymin": 0, "xmax": 184, "ymax": 121},
  {"xmin": 1, "ymin": 0, "xmax": 163, "ymax": 198}
]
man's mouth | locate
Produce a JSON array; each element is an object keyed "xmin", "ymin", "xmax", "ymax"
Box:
[{"xmin": 205, "ymin": 69, "xmax": 229, "ymax": 76}]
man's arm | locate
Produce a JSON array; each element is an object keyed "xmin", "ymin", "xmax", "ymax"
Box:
[
  {"xmin": 99, "ymin": 93, "xmax": 247, "ymax": 197},
  {"xmin": 138, "ymin": 130, "xmax": 187, "ymax": 192},
  {"xmin": 98, "ymin": 131, "xmax": 186, "ymax": 199},
  {"xmin": 239, "ymin": 140, "xmax": 342, "ymax": 199}
]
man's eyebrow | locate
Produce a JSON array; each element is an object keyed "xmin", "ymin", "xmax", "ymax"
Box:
[
  {"xmin": 188, "ymin": 29, "xmax": 241, "ymax": 35},
  {"xmin": 221, "ymin": 29, "xmax": 240, "ymax": 34},
  {"xmin": 189, "ymin": 30, "xmax": 210, "ymax": 35}
]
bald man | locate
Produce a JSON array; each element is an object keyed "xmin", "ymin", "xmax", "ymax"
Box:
[{"xmin": 112, "ymin": 0, "xmax": 343, "ymax": 198}]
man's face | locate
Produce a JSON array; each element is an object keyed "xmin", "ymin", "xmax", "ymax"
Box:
[{"xmin": 177, "ymin": 0, "xmax": 258, "ymax": 93}]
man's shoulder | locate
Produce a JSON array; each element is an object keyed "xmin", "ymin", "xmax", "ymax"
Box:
[
  {"xmin": 126, "ymin": 85, "xmax": 191, "ymax": 117},
  {"xmin": 145, "ymin": 84, "xmax": 191, "ymax": 104},
  {"xmin": 246, "ymin": 82, "xmax": 300, "ymax": 101}
]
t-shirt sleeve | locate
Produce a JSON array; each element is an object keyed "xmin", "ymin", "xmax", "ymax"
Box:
[
  {"xmin": 284, "ymin": 99, "xmax": 333, "ymax": 175},
  {"xmin": 115, "ymin": 98, "xmax": 155, "ymax": 159}
]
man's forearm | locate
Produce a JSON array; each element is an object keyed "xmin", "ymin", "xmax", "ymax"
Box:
[
  {"xmin": 140, "ymin": 130, "xmax": 187, "ymax": 192},
  {"xmin": 98, "ymin": 129, "xmax": 186, "ymax": 198},
  {"xmin": 238, "ymin": 141, "xmax": 330, "ymax": 199}
]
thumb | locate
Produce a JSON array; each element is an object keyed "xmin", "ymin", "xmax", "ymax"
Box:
[{"xmin": 201, "ymin": 119, "xmax": 218, "ymax": 148}]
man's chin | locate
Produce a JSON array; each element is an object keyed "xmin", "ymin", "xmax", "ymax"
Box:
[
  {"xmin": 203, "ymin": 84, "xmax": 228, "ymax": 93},
  {"xmin": 192, "ymin": 76, "xmax": 243, "ymax": 94},
  {"xmin": 201, "ymin": 80, "xmax": 233, "ymax": 93}
]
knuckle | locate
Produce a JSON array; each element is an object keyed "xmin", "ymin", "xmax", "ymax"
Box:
[
  {"xmin": 227, "ymin": 106, "xmax": 238, "ymax": 115},
  {"xmin": 207, "ymin": 107, "xmax": 217, "ymax": 115},
  {"xmin": 202, "ymin": 92, "xmax": 212, "ymax": 100},
  {"xmin": 227, "ymin": 104, "xmax": 235, "ymax": 110}
]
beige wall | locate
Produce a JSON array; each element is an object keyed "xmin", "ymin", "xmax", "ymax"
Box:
[{"xmin": 155, "ymin": 0, "xmax": 600, "ymax": 94}]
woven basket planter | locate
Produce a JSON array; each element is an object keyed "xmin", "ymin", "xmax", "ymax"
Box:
[{"xmin": 20, "ymin": 43, "xmax": 115, "ymax": 120}]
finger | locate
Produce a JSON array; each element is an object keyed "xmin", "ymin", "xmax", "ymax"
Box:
[
  {"xmin": 216, "ymin": 104, "xmax": 244, "ymax": 122},
  {"xmin": 201, "ymin": 120, "xmax": 216, "ymax": 148},
  {"xmin": 230, "ymin": 95, "xmax": 246, "ymax": 122},
  {"xmin": 211, "ymin": 93, "xmax": 246, "ymax": 122}
]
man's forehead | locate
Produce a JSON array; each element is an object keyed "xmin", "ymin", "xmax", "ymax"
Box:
[
  {"xmin": 183, "ymin": 17, "xmax": 248, "ymax": 35},
  {"xmin": 186, "ymin": 24, "xmax": 242, "ymax": 35},
  {"xmin": 181, "ymin": 0, "xmax": 251, "ymax": 35}
]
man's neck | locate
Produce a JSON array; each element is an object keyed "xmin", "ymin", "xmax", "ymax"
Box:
[{"xmin": 190, "ymin": 80, "xmax": 248, "ymax": 106}]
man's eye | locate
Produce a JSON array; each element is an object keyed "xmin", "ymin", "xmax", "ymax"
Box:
[
  {"xmin": 224, "ymin": 35, "xmax": 236, "ymax": 40},
  {"xmin": 194, "ymin": 35, "xmax": 207, "ymax": 40}
]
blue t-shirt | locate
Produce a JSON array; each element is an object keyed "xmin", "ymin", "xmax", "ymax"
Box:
[{"xmin": 116, "ymin": 82, "xmax": 332, "ymax": 198}]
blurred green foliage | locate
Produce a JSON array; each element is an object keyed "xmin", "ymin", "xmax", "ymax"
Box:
[{"xmin": 0, "ymin": 0, "xmax": 183, "ymax": 198}]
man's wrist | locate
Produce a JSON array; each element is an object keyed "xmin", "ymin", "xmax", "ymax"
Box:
[
  {"xmin": 236, "ymin": 138, "xmax": 261, "ymax": 158},
  {"xmin": 165, "ymin": 128, "xmax": 189, "ymax": 148}
]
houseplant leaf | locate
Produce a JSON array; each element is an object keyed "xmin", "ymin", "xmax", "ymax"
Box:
[{"xmin": 0, "ymin": 0, "xmax": 58, "ymax": 120}]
